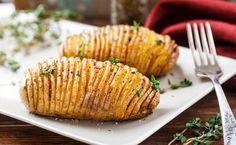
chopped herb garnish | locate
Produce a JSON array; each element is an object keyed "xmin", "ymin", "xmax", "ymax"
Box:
[
  {"xmin": 108, "ymin": 57, "xmax": 120, "ymax": 64},
  {"xmin": 150, "ymin": 75, "xmax": 160, "ymax": 90},
  {"xmin": 136, "ymin": 90, "xmax": 141, "ymax": 97},
  {"xmin": 78, "ymin": 50, "xmax": 84, "ymax": 58},
  {"xmin": 159, "ymin": 88, "xmax": 166, "ymax": 94},
  {"xmin": 179, "ymin": 78, "xmax": 192, "ymax": 87},
  {"xmin": 0, "ymin": 29, "xmax": 4, "ymax": 39},
  {"xmin": 150, "ymin": 77, "xmax": 192, "ymax": 93},
  {"xmin": 0, "ymin": 51, "xmax": 7, "ymax": 65},
  {"xmin": 133, "ymin": 20, "xmax": 140, "ymax": 31},
  {"xmin": 40, "ymin": 67, "xmax": 56, "ymax": 77},
  {"xmin": 8, "ymin": 59, "xmax": 20, "ymax": 72},
  {"xmin": 168, "ymin": 114, "xmax": 222, "ymax": 145},
  {"xmin": 155, "ymin": 39, "xmax": 163, "ymax": 45},
  {"xmin": 51, "ymin": 32, "xmax": 60, "ymax": 39},
  {"xmin": 168, "ymin": 78, "xmax": 192, "ymax": 90}
]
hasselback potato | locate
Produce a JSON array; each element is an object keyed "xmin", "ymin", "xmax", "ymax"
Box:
[
  {"xmin": 61, "ymin": 25, "xmax": 179, "ymax": 76},
  {"xmin": 20, "ymin": 57, "xmax": 160, "ymax": 121}
]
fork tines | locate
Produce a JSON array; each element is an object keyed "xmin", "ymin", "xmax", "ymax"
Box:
[{"xmin": 186, "ymin": 22, "xmax": 219, "ymax": 67}]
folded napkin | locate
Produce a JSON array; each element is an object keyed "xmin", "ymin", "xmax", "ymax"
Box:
[{"xmin": 145, "ymin": 0, "xmax": 236, "ymax": 90}]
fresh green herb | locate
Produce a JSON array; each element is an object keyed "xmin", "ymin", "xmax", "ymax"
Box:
[
  {"xmin": 168, "ymin": 114, "xmax": 222, "ymax": 145},
  {"xmin": 155, "ymin": 39, "xmax": 163, "ymax": 45},
  {"xmin": 150, "ymin": 76, "xmax": 192, "ymax": 93},
  {"xmin": 10, "ymin": 11, "xmax": 19, "ymax": 18},
  {"xmin": 159, "ymin": 88, "xmax": 166, "ymax": 94},
  {"xmin": 34, "ymin": 4, "xmax": 46, "ymax": 18},
  {"xmin": 108, "ymin": 57, "xmax": 120, "ymax": 64},
  {"xmin": 173, "ymin": 133, "xmax": 187, "ymax": 143},
  {"xmin": 133, "ymin": 20, "xmax": 140, "ymax": 31},
  {"xmin": 179, "ymin": 79, "xmax": 192, "ymax": 87},
  {"xmin": 0, "ymin": 5, "xmax": 80, "ymax": 55},
  {"xmin": 0, "ymin": 29, "xmax": 4, "ymax": 39},
  {"xmin": 136, "ymin": 90, "xmax": 141, "ymax": 97},
  {"xmin": 51, "ymin": 32, "xmax": 60, "ymax": 39},
  {"xmin": 168, "ymin": 78, "xmax": 192, "ymax": 90},
  {"xmin": 40, "ymin": 67, "xmax": 56, "ymax": 77},
  {"xmin": 186, "ymin": 117, "xmax": 201, "ymax": 129},
  {"xmin": 0, "ymin": 51, "xmax": 20, "ymax": 72},
  {"xmin": 78, "ymin": 50, "xmax": 84, "ymax": 58},
  {"xmin": 150, "ymin": 75, "xmax": 160, "ymax": 89},
  {"xmin": 8, "ymin": 59, "xmax": 20, "ymax": 72},
  {"xmin": 0, "ymin": 5, "xmax": 80, "ymax": 72},
  {"xmin": 52, "ymin": 9, "xmax": 78, "ymax": 21},
  {"xmin": 150, "ymin": 75, "xmax": 165, "ymax": 93},
  {"xmin": 0, "ymin": 51, "xmax": 7, "ymax": 65}
]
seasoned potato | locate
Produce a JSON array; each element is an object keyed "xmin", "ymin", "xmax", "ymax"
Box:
[
  {"xmin": 61, "ymin": 25, "xmax": 179, "ymax": 76},
  {"xmin": 20, "ymin": 57, "xmax": 160, "ymax": 121}
]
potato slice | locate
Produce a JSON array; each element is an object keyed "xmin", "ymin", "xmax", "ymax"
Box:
[
  {"xmin": 67, "ymin": 57, "xmax": 81, "ymax": 115},
  {"xmin": 26, "ymin": 70, "xmax": 34, "ymax": 112},
  {"xmin": 61, "ymin": 57, "xmax": 75, "ymax": 115},
  {"xmin": 74, "ymin": 59, "xmax": 87, "ymax": 118},
  {"xmin": 48, "ymin": 60, "xmax": 57, "ymax": 115},
  {"xmin": 80, "ymin": 59, "xmax": 96, "ymax": 118},
  {"xmin": 59, "ymin": 57, "xmax": 69, "ymax": 113},
  {"xmin": 55, "ymin": 59, "xmax": 63, "ymax": 114}
]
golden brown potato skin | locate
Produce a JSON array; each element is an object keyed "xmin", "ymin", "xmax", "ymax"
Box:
[
  {"xmin": 61, "ymin": 25, "xmax": 179, "ymax": 76},
  {"xmin": 20, "ymin": 57, "xmax": 160, "ymax": 121}
]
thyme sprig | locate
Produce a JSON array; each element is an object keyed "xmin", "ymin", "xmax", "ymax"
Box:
[
  {"xmin": 0, "ymin": 5, "xmax": 79, "ymax": 54},
  {"xmin": 0, "ymin": 51, "xmax": 20, "ymax": 72},
  {"xmin": 0, "ymin": 5, "xmax": 79, "ymax": 72},
  {"xmin": 168, "ymin": 78, "xmax": 192, "ymax": 90},
  {"xmin": 168, "ymin": 114, "xmax": 222, "ymax": 145},
  {"xmin": 150, "ymin": 77, "xmax": 192, "ymax": 94}
]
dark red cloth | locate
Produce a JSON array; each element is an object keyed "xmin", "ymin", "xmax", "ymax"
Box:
[{"xmin": 145, "ymin": 0, "xmax": 236, "ymax": 89}]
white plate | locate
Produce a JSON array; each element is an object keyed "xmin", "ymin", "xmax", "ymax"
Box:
[{"xmin": 0, "ymin": 21, "xmax": 236, "ymax": 145}]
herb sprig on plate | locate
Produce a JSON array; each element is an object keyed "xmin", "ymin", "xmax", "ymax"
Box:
[
  {"xmin": 168, "ymin": 78, "xmax": 192, "ymax": 89},
  {"xmin": 0, "ymin": 5, "xmax": 79, "ymax": 54},
  {"xmin": 168, "ymin": 114, "xmax": 222, "ymax": 145},
  {"xmin": 0, "ymin": 51, "xmax": 20, "ymax": 72},
  {"xmin": 150, "ymin": 75, "xmax": 192, "ymax": 93}
]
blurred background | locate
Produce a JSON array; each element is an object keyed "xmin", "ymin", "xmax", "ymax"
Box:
[{"xmin": 0, "ymin": 0, "xmax": 157, "ymax": 26}]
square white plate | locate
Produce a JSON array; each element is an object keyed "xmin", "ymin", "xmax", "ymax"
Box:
[{"xmin": 0, "ymin": 21, "xmax": 236, "ymax": 145}]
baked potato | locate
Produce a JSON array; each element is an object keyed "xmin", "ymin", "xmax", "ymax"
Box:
[
  {"xmin": 61, "ymin": 25, "xmax": 179, "ymax": 76},
  {"xmin": 20, "ymin": 57, "xmax": 160, "ymax": 121}
]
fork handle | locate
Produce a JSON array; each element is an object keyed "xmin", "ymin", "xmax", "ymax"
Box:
[{"xmin": 210, "ymin": 76, "xmax": 236, "ymax": 145}]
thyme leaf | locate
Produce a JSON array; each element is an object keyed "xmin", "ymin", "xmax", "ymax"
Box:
[
  {"xmin": 108, "ymin": 57, "xmax": 120, "ymax": 64},
  {"xmin": 133, "ymin": 20, "xmax": 140, "ymax": 31}
]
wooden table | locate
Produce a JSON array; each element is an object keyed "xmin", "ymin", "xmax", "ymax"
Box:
[{"xmin": 0, "ymin": 13, "xmax": 235, "ymax": 145}]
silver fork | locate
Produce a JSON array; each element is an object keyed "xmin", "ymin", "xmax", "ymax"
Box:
[{"xmin": 187, "ymin": 22, "xmax": 236, "ymax": 145}]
